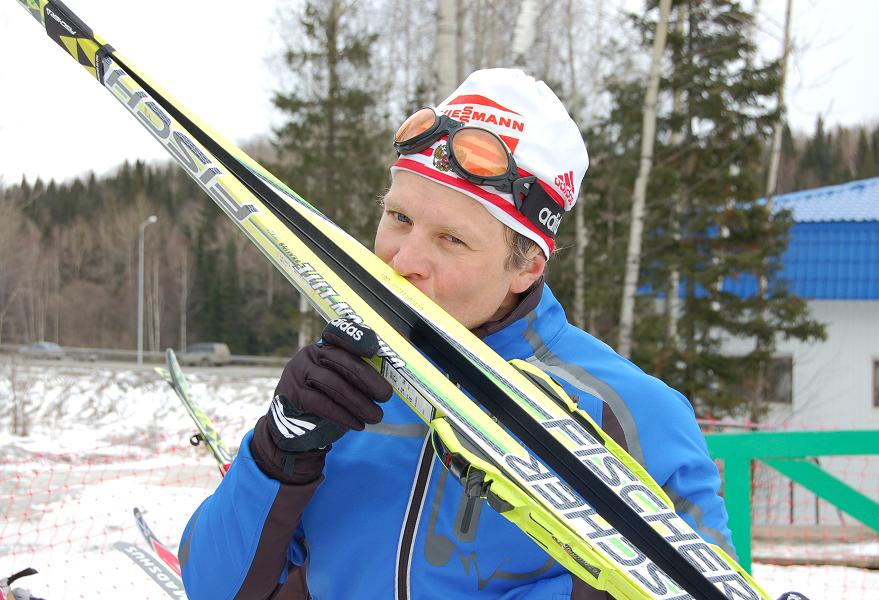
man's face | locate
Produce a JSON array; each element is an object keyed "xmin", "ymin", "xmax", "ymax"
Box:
[{"xmin": 374, "ymin": 171, "xmax": 544, "ymax": 329}]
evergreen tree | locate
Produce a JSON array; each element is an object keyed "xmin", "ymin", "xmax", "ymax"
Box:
[
  {"xmin": 192, "ymin": 224, "xmax": 221, "ymax": 343},
  {"xmin": 273, "ymin": 0, "xmax": 391, "ymax": 247},
  {"xmin": 776, "ymin": 123, "xmax": 798, "ymax": 193},
  {"xmin": 872, "ymin": 126, "xmax": 879, "ymax": 176},
  {"xmin": 270, "ymin": 0, "xmax": 393, "ymax": 345},
  {"xmin": 601, "ymin": 0, "xmax": 825, "ymax": 417},
  {"xmin": 855, "ymin": 127, "xmax": 878, "ymax": 180},
  {"xmin": 796, "ymin": 116, "xmax": 855, "ymax": 188}
]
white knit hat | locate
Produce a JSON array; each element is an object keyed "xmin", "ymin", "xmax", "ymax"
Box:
[{"xmin": 391, "ymin": 68, "xmax": 589, "ymax": 256}]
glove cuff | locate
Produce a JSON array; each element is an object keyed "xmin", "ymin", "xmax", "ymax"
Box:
[{"xmin": 251, "ymin": 415, "xmax": 329, "ymax": 485}]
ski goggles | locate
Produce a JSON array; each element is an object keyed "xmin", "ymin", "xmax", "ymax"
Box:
[{"xmin": 393, "ymin": 107, "xmax": 537, "ymax": 208}]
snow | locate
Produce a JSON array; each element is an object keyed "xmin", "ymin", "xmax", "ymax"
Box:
[
  {"xmin": 2, "ymin": 358, "xmax": 877, "ymax": 598},
  {"xmin": 1, "ymin": 358, "xmax": 274, "ymax": 598},
  {"xmin": 753, "ymin": 563, "xmax": 879, "ymax": 599}
]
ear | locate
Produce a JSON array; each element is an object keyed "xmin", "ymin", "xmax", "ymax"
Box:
[{"xmin": 509, "ymin": 251, "xmax": 546, "ymax": 294}]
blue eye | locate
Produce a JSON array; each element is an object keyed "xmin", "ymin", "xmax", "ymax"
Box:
[{"xmin": 390, "ymin": 211, "xmax": 411, "ymax": 224}]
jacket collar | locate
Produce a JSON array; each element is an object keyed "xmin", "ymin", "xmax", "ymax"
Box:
[{"xmin": 471, "ymin": 278, "xmax": 544, "ymax": 340}]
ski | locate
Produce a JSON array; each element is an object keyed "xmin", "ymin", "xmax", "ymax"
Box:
[
  {"xmin": 132, "ymin": 507, "xmax": 182, "ymax": 578},
  {"xmin": 113, "ymin": 540, "xmax": 186, "ymax": 599},
  {"xmin": 155, "ymin": 349, "xmax": 233, "ymax": 476},
  {"xmin": 17, "ymin": 2, "xmax": 769, "ymax": 598}
]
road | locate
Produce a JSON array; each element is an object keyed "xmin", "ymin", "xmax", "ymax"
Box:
[{"xmin": 0, "ymin": 354, "xmax": 282, "ymax": 378}]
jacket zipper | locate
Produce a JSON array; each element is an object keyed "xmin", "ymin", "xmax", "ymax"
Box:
[{"xmin": 395, "ymin": 434, "xmax": 435, "ymax": 600}]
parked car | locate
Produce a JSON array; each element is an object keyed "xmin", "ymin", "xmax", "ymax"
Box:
[
  {"xmin": 179, "ymin": 342, "xmax": 232, "ymax": 367},
  {"xmin": 19, "ymin": 341, "xmax": 66, "ymax": 360}
]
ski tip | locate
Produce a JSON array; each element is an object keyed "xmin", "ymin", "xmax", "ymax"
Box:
[
  {"xmin": 165, "ymin": 347, "xmax": 180, "ymax": 368},
  {"xmin": 153, "ymin": 366, "xmax": 172, "ymax": 382}
]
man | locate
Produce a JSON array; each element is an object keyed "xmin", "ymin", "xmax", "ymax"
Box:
[{"xmin": 180, "ymin": 69, "xmax": 735, "ymax": 599}]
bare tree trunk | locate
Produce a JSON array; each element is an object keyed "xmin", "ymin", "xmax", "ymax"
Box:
[
  {"xmin": 617, "ymin": 0, "xmax": 672, "ymax": 358},
  {"xmin": 486, "ymin": 0, "xmax": 498, "ymax": 66},
  {"xmin": 765, "ymin": 0, "xmax": 792, "ymax": 205},
  {"xmin": 473, "ymin": 0, "xmax": 484, "ymax": 68},
  {"xmin": 9, "ymin": 355, "xmax": 31, "ymax": 437},
  {"xmin": 297, "ymin": 294, "xmax": 312, "ymax": 350},
  {"xmin": 455, "ymin": 0, "xmax": 465, "ymax": 83},
  {"xmin": 151, "ymin": 257, "xmax": 161, "ymax": 352},
  {"xmin": 752, "ymin": 0, "xmax": 793, "ymax": 421},
  {"xmin": 437, "ymin": 0, "xmax": 458, "ymax": 97},
  {"xmin": 749, "ymin": 0, "xmax": 762, "ymax": 70},
  {"xmin": 573, "ymin": 203, "xmax": 587, "ymax": 329},
  {"xmin": 40, "ymin": 268, "xmax": 48, "ymax": 342},
  {"xmin": 562, "ymin": 0, "xmax": 588, "ymax": 329},
  {"xmin": 29, "ymin": 268, "xmax": 48, "ymax": 342},
  {"xmin": 513, "ymin": 0, "xmax": 537, "ymax": 63},
  {"xmin": 11, "ymin": 357, "xmax": 20, "ymax": 435},
  {"xmin": 54, "ymin": 248, "xmax": 61, "ymax": 343},
  {"xmin": 666, "ymin": 5, "xmax": 687, "ymax": 346},
  {"xmin": 25, "ymin": 269, "xmax": 34, "ymax": 343},
  {"xmin": 180, "ymin": 250, "xmax": 187, "ymax": 352},
  {"xmin": 0, "ymin": 283, "xmax": 24, "ymax": 346},
  {"xmin": 266, "ymin": 260, "xmax": 274, "ymax": 307}
]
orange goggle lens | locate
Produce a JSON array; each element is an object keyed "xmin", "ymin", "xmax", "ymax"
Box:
[
  {"xmin": 451, "ymin": 128, "xmax": 510, "ymax": 178},
  {"xmin": 395, "ymin": 107, "xmax": 437, "ymax": 144}
]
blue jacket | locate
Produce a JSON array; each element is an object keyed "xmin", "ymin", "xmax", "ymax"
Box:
[{"xmin": 180, "ymin": 284, "xmax": 733, "ymax": 599}]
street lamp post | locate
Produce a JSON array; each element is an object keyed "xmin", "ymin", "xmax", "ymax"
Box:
[{"xmin": 137, "ymin": 215, "xmax": 158, "ymax": 366}]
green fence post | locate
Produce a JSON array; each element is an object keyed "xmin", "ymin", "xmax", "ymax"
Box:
[{"xmin": 721, "ymin": 456, "xmax": 753, "ymax": 572}]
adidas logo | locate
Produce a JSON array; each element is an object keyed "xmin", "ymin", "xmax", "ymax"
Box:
[{"xmin": 554, "ymin": 171, "xmax": 576, "ymax": 204}]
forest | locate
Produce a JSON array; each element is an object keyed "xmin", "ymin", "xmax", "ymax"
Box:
[{"xmin": 2, "ymin": 0, "xmax": 876, "ymax": 417}]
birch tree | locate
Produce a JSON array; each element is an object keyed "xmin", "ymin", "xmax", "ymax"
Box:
[
  {"xmin": 436, "ymin": 0, "xmax": 458, "ymax": 97},
  {"xmin": 564, "ymin": 0, "xmax": 586, "ymax": 329},
  {"xmin": 752, "ymin": 0, "xmax": 793, "ymax": 419},
  {"xmin": 764, "ymin": 0, "xmax": 793, "ymax": 205},
  {"xmin": 617, "ymin": 0, "xmax": 672, "ymax": 358},
  {"xmin": 664, "ymin": 5, "xmax": 686, "ymax": 347}
]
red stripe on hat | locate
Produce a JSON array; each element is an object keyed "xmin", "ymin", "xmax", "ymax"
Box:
[
  {"xmin": 393, "ymin": 157, "xmax": 554, "ymax": 252},
  {"xmin": 445, "ymin": 94, "xmax": 521, "ymax": 116}
]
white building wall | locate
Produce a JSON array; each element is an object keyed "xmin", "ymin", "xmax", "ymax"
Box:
[
  {"xmin": 719, "ymin": 300, "xmax": 879, "ymax": 429},
  {"xmin": 721, "ymin": 300, "xmax": 879, "ymax": 527}
]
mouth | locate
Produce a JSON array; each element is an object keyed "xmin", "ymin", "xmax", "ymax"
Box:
[{"xmin": 403, "ymin": 277, "xmax": 432, "ymax": 299}]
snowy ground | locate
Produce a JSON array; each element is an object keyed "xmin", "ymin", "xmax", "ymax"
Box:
[
  {"xmin": 1, "ymin": 357, "xmax": 876, "ymax": 599},
  {"xmin": 1, "ymin": 356, "xmax": 274, "ymax": 598}
]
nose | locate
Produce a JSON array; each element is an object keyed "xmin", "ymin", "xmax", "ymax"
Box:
[{"xmin": 389, "ymin": 230, "xmax": 430, "ymax": 282}]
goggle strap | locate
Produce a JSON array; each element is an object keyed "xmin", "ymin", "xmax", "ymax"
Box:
[{"xmin": 518, "ymin": 181, "xmax": 564, "ymax": 239}]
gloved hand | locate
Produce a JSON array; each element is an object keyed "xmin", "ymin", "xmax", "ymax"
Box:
[
  {"xmin": 251, "ymin": 318, "xmax": 393, "ymax": 484},
  {"xmin": 776, "ymin": 594, "xmax": 810, "ymax": 600},
  {"xmin": 269, "ymin": 317, "xmax": 393, "ymax": 450}
]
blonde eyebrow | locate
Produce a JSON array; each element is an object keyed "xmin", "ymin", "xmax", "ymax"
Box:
[
  {"xmin": 381, "ymin": 193, "xmax": 405, "ymax": 212},
  {"xmin": 439, "ymin": 223, "xmax": 484, "ymax": 247}
]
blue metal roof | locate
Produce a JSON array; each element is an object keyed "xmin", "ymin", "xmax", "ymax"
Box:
[
  {"xmin": 773, "ymin": 176, "xmax": 879, "ymax": 222},
  {"xmin": 725, "ymin": 177, "xmax": 879, "ymax": 300}
]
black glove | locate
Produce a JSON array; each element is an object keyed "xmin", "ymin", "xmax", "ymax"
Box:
[
  {"xmin": 251, "ymin": 318, "xmax": 393, "ymax": 483},
  {"xmin": 776, "ymin": 594, "xmax": 810, "ymax": 600},
  {"xmin": 270, "ymin": 318, "xmax": 393, "ymax": 450}
]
